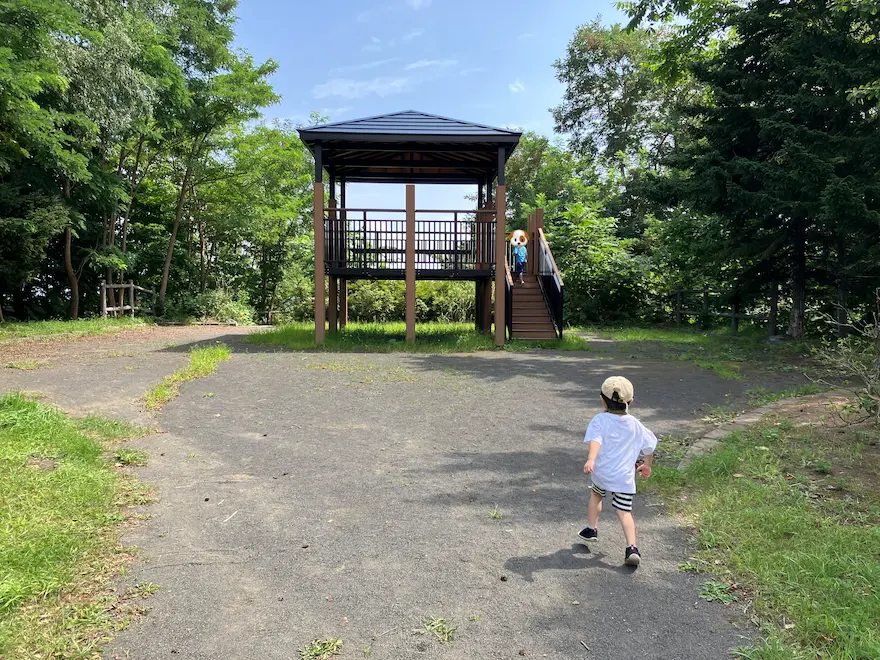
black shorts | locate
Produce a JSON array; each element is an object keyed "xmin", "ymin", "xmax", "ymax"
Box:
[
  {"xmin": 515, "ymin": 262, "xmax": 525, "ymax": 275},
  {"xmin": 591, "ymin": 484, "xmax": 634, "ymax": 512}
]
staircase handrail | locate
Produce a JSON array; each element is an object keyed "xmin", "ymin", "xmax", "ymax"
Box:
[
  {"xmin": 504, "ymin": 259, "xmax": 514, "ymax": 340},
  {"xmin": 536, "ymin": 229, "xmax": 564, "ymax": 338}
]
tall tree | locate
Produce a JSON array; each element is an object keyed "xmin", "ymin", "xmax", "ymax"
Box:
[{"xmin": 665, "ymin": 0, "xmax": 880, "ymax": 338}]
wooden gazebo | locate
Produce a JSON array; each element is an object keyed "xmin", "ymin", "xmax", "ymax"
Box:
[{"xmin": 299, "ymin": 111, "xmax": 562, "ymax": 344}]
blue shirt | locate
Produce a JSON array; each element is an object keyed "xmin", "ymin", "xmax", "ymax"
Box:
[{"xmin": 514, "ymin": 245, "xmax": 527, "ymax": 263}]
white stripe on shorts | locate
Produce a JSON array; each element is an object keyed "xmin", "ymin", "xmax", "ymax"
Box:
[{"xmin": 611, "ymin": 492, "xmax": 633, "ymax": 512}]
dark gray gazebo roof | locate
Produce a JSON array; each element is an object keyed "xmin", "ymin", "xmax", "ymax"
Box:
[{"xmin": 298, "ymin": 110, "xmax": 521, "ymax": 184}]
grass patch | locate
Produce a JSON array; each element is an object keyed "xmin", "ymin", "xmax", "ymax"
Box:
[
  {"xmin": 647, "ymin": 412, "xmax": 880, "ymax": 658},
  {"xmin": 699, "ymin": 580, "xmax": 739, "ymax": 604},
  {"xmin": 746, "ymin": 383, "xmax": 825, "ymax": 407},
  {"xmin": 0, "ymin": 318, "xmax": 146, "ymax": 344},
  {"xmin": 582, "ymin": 325, "xmax": 813, "ymax": 374},
  {"xmin": 488, "ymin": 506, "xmax": 504, "ymax": 520},
  {"xmin": 113, "ymin": 448, "xmax": 148, "ymax": 467},
  {"xmin": 249, "ymin": 322, "xmax": 588, "ymax": 353},
  {"xmin": 4, "ymin": 360, "xmax": 42, "ymax": 370},
  {"xmin": 75, "ymin": 415, "xmax": 148, "ymax": 442},
  {"xmin": 418, "ymin": 617, "xmax": 457, "ymax": 643},
  {"xmin": 144, "ymin": 344, "xmax": 231, "ymax": 410},
  {"xmin": 582, "ymin": 325, "xmax": 717, "ymax": 345},
  {"xmin": 0, "ymin": 392, "xmax": 152, "ymax": 657},
  {"xmin": 299, "ymin": 638, "xmax": 343, "ymax": 659}
]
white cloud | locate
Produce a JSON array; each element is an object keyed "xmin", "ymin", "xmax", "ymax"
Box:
[
  {"xmin": 404, "ymin": 59, "xmax": 457, "ymax": 71},
  {"xmin": 363, "ymin": 36, "xmax": 383, "ymax": 52},
  {"xmin": 509, "ymin": 80, "xmax": 526, "ymax": 93},
  {"xmin": 402, "ymin": 28, "xmax": 424, "ymax": 41},
  {"xmin": 407, "ymin": 0, "xmax": 432, "ymax": 8},
  {"xmin": 330, "ymin": 58, "xmax": 398, "ymax": 75},
  {"xmin": 312, "ymin": 77, "xmax": 410, "ymax": 99}
]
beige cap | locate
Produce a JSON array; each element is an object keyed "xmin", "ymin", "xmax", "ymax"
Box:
[{"xmin": 601, "ymin": 376, "xmax": 634, "ymax": 403}]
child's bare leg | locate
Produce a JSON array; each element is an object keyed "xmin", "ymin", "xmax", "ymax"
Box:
[
  {"xmin": 615, "ymin": 509, "xmax": 637, "ymax": 546},
  {"xmin": 587, "ymin": 491, "xmax": 603, "ymax": 529}
]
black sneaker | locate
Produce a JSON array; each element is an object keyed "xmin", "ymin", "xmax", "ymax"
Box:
[
  {"xmin": 625, "ymin": 545, "xmax": 641, "ymax": 566},
  {"xmin": 577, "ymin": 527, "xmax": 598, "ymax": 543}
]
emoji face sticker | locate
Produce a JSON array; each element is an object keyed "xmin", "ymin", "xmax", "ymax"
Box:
[{"xmin": 509, "ymin": 230, "xmax": 529, "ymax": 247}]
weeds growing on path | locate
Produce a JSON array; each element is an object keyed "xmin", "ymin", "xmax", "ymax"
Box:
[
  {"xmin": 0, "ymin": 393, "xmax": 152, "ymax": 657},
  {"xmin": 249, "ymin": 322, "xmax": 589, "ymax": 353},
  {"xmin": 144, "ymin": 343, "xmax": 231, "ymax": 409},
  {"xmin": 647, "ymin": 407, "xmax": 880, "ymax": 658}
]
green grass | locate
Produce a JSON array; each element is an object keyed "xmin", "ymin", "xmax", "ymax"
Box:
[
  {"xmin": 0, "ymin": 393, "xmax": 152, "ymax": 657},
  {"xmin": 582, "ymin": 325, "xmax": 814, "ymax": 379},
  {"xmin": 113, "ymin": 448, "xmax": 148, "ymax": 467},
  {"xmin": 746, "ymin": 383, "xmax": 825, "ymax": 406},
  {"xmin": 4, "ymin": 360, "xmax": 42, "ymax": 370},
  {"xmin": 581, "ymin": 325, "xmax": 719, "ymax": 345},
  {"xmin": 0, "ymin": 318, "xmax": 147, "ymax": 344},
  {"xmin": 248, "ymin": 322, "xmax": 589, "ymax": 353},
  {"xmin": 144, "ymin": 344, "xmax": 231, "ymax": 409},
  {"xmin": 300, "ymin": 638, "xmax": 343, "ymax": 659},
  {"xmin": 647, "ymin": 416, "xmax": 880, "ymax": 659},
  {"xmin": 418, "ymin": 617, "xmax": 457, "ymax": 643}
]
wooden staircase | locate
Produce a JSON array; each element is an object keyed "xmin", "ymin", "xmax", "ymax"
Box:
[{"xmin": 511, "ymin": 274, "xmax": 558, "ymax": 339}]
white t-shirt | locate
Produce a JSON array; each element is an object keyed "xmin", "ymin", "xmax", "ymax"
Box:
[{"xmin": 584, "ymin": 412, "xmax": 658, "ymax": 493}]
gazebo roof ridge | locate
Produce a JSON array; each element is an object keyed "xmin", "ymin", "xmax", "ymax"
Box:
[{"xmin": 299, "ymin": 110, "xmax": 522, "ymax": 141}]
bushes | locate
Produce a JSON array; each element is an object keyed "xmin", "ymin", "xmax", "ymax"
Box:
[
  {"xmin": 551, "ymin": 202, "xmax": 652, "ymax": 325},
  {"xmin": 346, "ymin": 281, "xmax": 474, "ymax": 323},
  {"xmin": 165, "ymin": 290, "xmax": 255, "ymax": 324}
]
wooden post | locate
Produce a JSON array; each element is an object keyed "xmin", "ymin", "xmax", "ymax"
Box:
[
  {"xmin": 494, "ymin": 184, "xmax": 507, "ymax": 346},
  {"xmin": 701, "ymin": 285, "xmax": 710, "ymax": 329},
  {"xmin": 768, "ymin": 281, "xmax": 778, "ymax": 337},
  {"xmin": 340, "ymin": 279, "xmax": 348, "ymax": 328},
  {"xmin": 527, "ymin": 213, "xmax": 536, "ymax": 275},
  {"xmin": 481, "ymin": 278, "xmax": 492, "ymax": 334},
  {"xmin": 474, "ymin": 280, "xmax": 482, "ymax": 332},
  {"xmin": 675, "ymin": 291, "xmax": 682, "ymax": 325},
  {"xmin": 328, "ymin": 276, "xmax": 338, "ymax": 333},
  {"xmin": 314, "ymin": 182, "xmax": 325, "ymax": 344},
  {"xmin": 128, "ymin": 280, "xmax": 136, "ymax": 318},
  {"xmin": 100, "ymin": 280, "xmax": 107, "ymax": 318},
  {"xmin": 405, "ymin": 184, "xmax": 416, "ymax": 343}
]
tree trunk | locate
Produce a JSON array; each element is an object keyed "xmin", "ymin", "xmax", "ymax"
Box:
[
  {"xmin": 157, "ymin": 138, "xmax": 202, "ymax": 314},
  {"xmin": 64, "ymin": 227, "xmax": 79, "ymax": 320},
  {"xmin": 787, "ymin": 218, "xmax": 806, "ymax": 339},
  {"xmin": 836, "ymin": 234, "xmax": 848, "ymax": 338},
  {"xmin": 199, "ymin": 222, "xmax": 207, "ymax": 294}
]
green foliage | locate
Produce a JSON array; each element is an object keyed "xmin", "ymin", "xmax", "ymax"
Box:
[
  {"xmin": 166, "ymin": 289, "xmax": 255, "ymax": 324},
  {"xmin": 551, "ymin": 201, "xmax": 652, "ymax": 324}
]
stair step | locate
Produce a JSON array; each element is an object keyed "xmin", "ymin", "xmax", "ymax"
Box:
[
  {"xmin": 513, "ymin": 331, "xmax": 558, "ymax": 339},
  {"xmin": 513, "ymin": 322, "xmax": 553, "ymax": 328}
]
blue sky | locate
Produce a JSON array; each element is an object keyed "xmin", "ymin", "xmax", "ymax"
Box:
[{"xmin": 233, "ymin": 0, "xmax": 626, "ymax": 209}]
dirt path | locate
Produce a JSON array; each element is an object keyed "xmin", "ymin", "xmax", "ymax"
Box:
[{"xmin": 2, "ymin": 329, "xmax": 757, "ymax": 659}]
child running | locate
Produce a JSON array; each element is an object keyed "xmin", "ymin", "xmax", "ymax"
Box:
[{"xmin": 578, "ymin": 376, "xmax": 657, "ymax": 566}]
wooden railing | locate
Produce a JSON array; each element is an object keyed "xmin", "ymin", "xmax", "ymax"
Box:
[
  {"xmin": 669, "ymin": 285, "xmax": 779, "ymax": 335},
  {"xmin": 100, "ymin": 280, "xmax": 155, "ymax": 318},
  {"xmin": 504, "ymin": 260, "xmax": 514, "ymax": 340},
  {"xmin": 536, "ymin": 229, "xmax": 564, "ymax": 338},
  {"xmin": 324, "ymin": 207, "xmax": 496, "ymax": 276}
]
